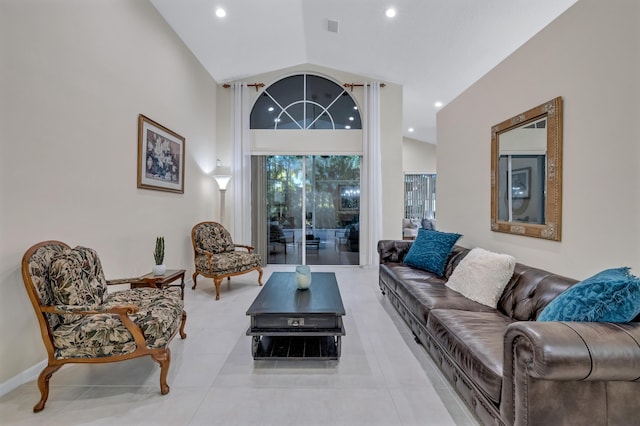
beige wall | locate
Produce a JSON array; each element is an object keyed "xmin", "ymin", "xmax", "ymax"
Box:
[
  {"xmin": 217, "ymin": 64, "xmax": 405, "ymax": 243},
  {"xmin": 0, "ymin": 0, "xmax": 218, "ymax": 384},
  {"xmin": 403, "ymin": 137, "xmax": 436, "ymax": 174},
  {"xmin": 437, "ymin": 0, "xmax": 640, "ymax": 278}
]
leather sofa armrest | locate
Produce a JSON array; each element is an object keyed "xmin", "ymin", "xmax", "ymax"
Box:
[
  {"xmin": 504, "ymin": 321, "xmax": 640, "ymax": 381},
  {"xmin": 377, "ymin": 240, "xmax": 413, "ymax": 264},
  {"xmin": 501, "ymin": 321, "xmax": 640, "ymax": 425}
]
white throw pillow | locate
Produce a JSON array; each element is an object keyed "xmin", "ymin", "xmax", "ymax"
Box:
[{"xmin": 445, "ymin": 248, "xmax": 516, "ymax": 308}]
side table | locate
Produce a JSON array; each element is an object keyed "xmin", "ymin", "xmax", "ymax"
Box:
[{"xmin": 130, "ymin": 269, "xmax": 186, "ymax": 300}]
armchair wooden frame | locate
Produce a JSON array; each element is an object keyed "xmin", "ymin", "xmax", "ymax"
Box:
[
  {"xmin": 191, "ymin": 221, "xmax": 263, "ymax": 300},
  {"xmin": 22, "ymin": 241, "xmax": 187, "ymax": 413}
]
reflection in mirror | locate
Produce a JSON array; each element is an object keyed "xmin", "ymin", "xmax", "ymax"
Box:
[
  {"xmin": 491, "ymin": 97, "xmax": 562, "ymax": 240},
  {"xmin": 498, "ymin": 117, "xmax": 546, "ymax": 224}
]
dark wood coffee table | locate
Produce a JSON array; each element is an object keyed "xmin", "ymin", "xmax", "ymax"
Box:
[{"xmin": 246, "ymin": 272, "xmax": 345, "ymax": 360}]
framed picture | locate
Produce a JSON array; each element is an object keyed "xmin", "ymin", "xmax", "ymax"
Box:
[
  {"xmin": 511, "ymin": 167, "xmax": 530, "ymax": 199},
  {"xmin": 339, "ymin": 185, "xmax": 360, "ymax": 210},
  {"xmin": 137, "ymin": 114, "xmax": 185, "ymax": 193}
]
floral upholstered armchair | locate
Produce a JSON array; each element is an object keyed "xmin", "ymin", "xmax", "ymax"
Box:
[
  {"xmin": 21, "ymin": 241, "xmax": 187, "ymax": 412},
  {"xmin": 191, "ymin": 221, "xmax": 263, "ymax": 300}
]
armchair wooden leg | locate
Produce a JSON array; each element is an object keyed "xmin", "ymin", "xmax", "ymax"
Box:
[
  {"xmin": 191, "ymin": 272, "xmax": 199, "ymax": 289},
  {"xmin": 179, "ymin": 310, "xmax": 187, "ymax": 339},
  {"xmin": 34, "ymin": 363, "xmax": 62, "ymax": 413},
  {"xmin": 257, "ymin": 266, "xmax": 264, "ymax": 286},
  {"xmin": 214, "ymin": 277, "xmax": 223, "ymax": 300},
  {"xmin": 151, "ymin": 349, "xmax": 171, "ymax": 395}
]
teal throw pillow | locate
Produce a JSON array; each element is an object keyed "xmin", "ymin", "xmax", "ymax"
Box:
[
  {"xmin": 403, "ymin": 229, "xmax": 461, "ymax": 276},
  {"xmin": 538, "ymin": 267, "xmax": 640, "ymax": 322}
]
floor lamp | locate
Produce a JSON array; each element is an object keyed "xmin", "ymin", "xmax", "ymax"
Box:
[{"xmin": 213, "ymin": 160, "xmax": 231, "ymax": 225}]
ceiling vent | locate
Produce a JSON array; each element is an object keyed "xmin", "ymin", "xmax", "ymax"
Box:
[{"xmin": 327, "ymin": 19, "xmax": 339, "ymax": 33}]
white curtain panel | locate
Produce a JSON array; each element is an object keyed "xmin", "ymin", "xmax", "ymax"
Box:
[
  {"xmin": 232, "ymin": 82, "xmax": 252, "ymax": 243},
  {"xmin": 363, "ymin": 82, "xmax": 383, "ymax": 266}
]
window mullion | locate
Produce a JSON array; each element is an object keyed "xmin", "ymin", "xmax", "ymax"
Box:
[{"xmin": 303, "ymin": 74, "xmax": 307, "ymax": 129}]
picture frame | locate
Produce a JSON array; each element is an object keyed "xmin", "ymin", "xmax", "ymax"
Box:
[
  {"xmin": 339, "ymin": 185, "xmax": 360, "ymax": 211},
  {"xmin": 137, "ymin": 114, "xmax": 185, "ymax": 193},
  {"xmin": 511, "ymin": 167, "xmax": 530, "ymax": 199}
]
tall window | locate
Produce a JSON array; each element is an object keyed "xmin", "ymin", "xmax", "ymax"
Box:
[
  {"xmin": 249, "ymin": 74, "xmax": 363, "ymax": 266},
  {"xmin": 264, "ymin": 155, "xmax": 360, "ymax": 266},
  {"xmin": 404, "ymin": 174, "xmax": 436, "ymax": 219},
  {"xmin": 250, "ymin": 74, "xmax": 362, "ymax": 130}
]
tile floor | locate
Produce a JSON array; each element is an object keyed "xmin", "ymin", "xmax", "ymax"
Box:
[{"xmin": 0, "ymin": 266, "xmax": 480, "ymax": 426}]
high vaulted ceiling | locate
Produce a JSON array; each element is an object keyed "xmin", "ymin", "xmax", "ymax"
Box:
[{"xmin": 150, "ymin": 0, "xmax": 576, "ymax": 144}]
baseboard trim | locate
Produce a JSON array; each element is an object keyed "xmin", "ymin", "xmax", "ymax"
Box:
[{"xmin": 0, "ymin": 359, "xmax": 46, "ymax": 397}]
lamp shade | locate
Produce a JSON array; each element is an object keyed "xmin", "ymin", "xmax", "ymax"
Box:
[{"xmin": 213, "ymin": 175, "xmax": 231, "ymax": 190}]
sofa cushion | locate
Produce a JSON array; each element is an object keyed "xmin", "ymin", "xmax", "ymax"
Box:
[
  {"xmin": 403, "ymin": 229, "xmax": 461, "ymax": 276},
  {"xmin": 380, "ymin": 262, "xmax": 496, "ymax": 326},
  {"xmin": 538, "ymin": 267, "xmax": 640, "ymax": 322},
  {"xmin": 445, "ymin": 248, "xmax": 516, "ymax": 308},
  {"xmin": 497, "ymin": 262, "xmax": 578, "ymax": 320},
  {"xmin": 49, "ymin": 247, "xmax": 108, "ymax": 324},
  {"xmin": 427, "ymin": 309, "xmax": 515, "ymax": 404},
  {"xmin": 421, "ymin": 218, "xmax": 435, "ymax": 230},
  {"xmin": 52, "ymin": 287, "xmax": 184, "ymax": 359},
  {"xmin": 398, "ymin": 279, "xmax": 497, "ymax": 326}
]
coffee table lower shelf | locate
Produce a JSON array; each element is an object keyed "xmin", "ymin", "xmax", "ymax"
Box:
[{"xmin": 250, "ymin": 335, "xmax": 340, "ymax": 360}]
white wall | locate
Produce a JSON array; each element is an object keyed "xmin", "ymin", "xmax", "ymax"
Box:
[
  {"xmin": 217, "ymin": 64, "xmax": 405, "ymax": 244},
  {"xmin": 437, "ymin": 0, "xmax": 640, "ymax": 278},
  {"xmin": 0, "ymin": 0, "xmax": 218, "ymax": 384},
  {"xmin": 403, "ymin": 137, "xmax": 436, "ymax": 173}
]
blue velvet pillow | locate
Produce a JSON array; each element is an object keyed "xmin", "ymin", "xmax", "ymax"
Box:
[
  {"xmin": 538, "ymin": 267, "xmax": 640, "ymax": 322},
  {"xmin": 403, "ymin": 229, "xmax": 461, "ymax": 276}
]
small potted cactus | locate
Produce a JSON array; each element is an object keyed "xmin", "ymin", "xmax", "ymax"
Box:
[{"xmin": 152, "ymin": 236, "xmax": 166, "ymax": 275}]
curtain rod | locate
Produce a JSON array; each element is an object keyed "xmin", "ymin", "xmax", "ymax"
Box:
[
  {"xmin": 343, "ymin": 83, "xmax": 386, "ymax": 91},
  {"xmin": 222, "ymin": 82, "xmax": 385, "ymax": 92},
  {"xmin": 222, "ymin": 83, "xmax": 265, "ymax": 92}
]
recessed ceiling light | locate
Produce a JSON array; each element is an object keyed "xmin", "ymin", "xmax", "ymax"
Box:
[
  {"xmin": 385, "ymin": 8, "xmax": 396, "ymax": 18},
  {"xmin": 434, "ymin": 101, "xmax": 443, "ymax": 108},
  {"xmin": 345, "ymin": 125, "xmax": 351, "ymax": 129},
  {"xmin": 408, "ymin": 127, "xmax": 414, "ymax": 132},
  {"xmin": 353, "ymin": 106, "xmax": 358, "ymax": 110},
  {"xmin": 215, "ymin": 8, "xmax": 226, "ymax": 18},
  {"xmin": 348, "ymin": 116, "xmax": 354, "ymax": 121},
  {"xmin": 268, "ymin": 107, "xmax": 274, "ymax": 112}
]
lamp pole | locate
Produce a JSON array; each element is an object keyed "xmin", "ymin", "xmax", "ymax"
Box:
[
  {"xmin": 219, "ymin": 187, "xmax": 227, "ymax": 224},
  {"xmin": 213, "ymin": 159, "xmax": 231, "ymax": 225}
]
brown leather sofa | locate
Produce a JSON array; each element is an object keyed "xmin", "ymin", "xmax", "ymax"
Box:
[{"xmin": 378, "ymin": 240, "xmax": 640, "ymax": 426}]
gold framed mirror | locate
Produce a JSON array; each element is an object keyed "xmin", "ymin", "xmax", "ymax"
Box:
[{"xmin": 491, "ymin": 96, "xmax": 562, "ymax": 240}]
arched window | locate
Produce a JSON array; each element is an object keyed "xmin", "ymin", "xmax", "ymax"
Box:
[{"xmin": 250, "ymin": 74, "xmax": 362, "ymax": 130}]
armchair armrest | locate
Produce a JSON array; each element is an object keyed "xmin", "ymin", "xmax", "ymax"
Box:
[
  {"xmin": 41, "ymin": 304, "xmax": 147, "ymax": 348},
  {"xmin": 234, "ymin": 244, "xmax": 254, "ymax": 253},
  {"xmin": 194, "ymin": 247, "xmax": 214, "ymax": 270},
  {"xmin": 42, "ymin": 304, "xmax": 139, "ymax": 316},
  {"xmin": 504, "ymin": 321, "xmax": 640, "ymax": 381},
  {"xmin": 195, "ymin": 247, "xmax": 212, "ymax": 256}
]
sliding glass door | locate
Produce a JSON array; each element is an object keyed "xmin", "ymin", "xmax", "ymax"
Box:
[{"xmin": 265, "ymin": 155, "xmax": 360, "ymax": 265}]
